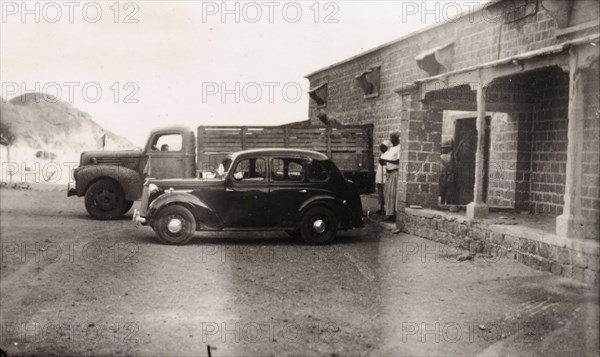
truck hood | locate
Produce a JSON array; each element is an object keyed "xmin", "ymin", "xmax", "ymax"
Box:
[{"xmin": 80, "ymin": 150, "xmax": 143, "ymax": 167}]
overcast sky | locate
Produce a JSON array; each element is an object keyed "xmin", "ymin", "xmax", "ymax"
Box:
[{"xmin": 1, "ymin": 1, "xmax": 487, "ymax": 146}]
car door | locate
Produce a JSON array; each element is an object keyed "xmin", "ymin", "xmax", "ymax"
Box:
[
  {"xmin": 268, "ymin": 157, "xmax": 313, "ymax": 228},
  {"xmin": 222, "ymin": 157, "xmax": 269, "ymax": 228}
]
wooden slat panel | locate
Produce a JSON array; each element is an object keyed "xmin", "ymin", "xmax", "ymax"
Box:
[{"xmin": 198, "ymin": 123, "xmax": 373, "ymax": 174}]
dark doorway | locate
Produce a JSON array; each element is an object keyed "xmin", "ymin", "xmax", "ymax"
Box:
[{"xmin": 453, "ymin": 117, "xmax": 491, "ymax": 205}]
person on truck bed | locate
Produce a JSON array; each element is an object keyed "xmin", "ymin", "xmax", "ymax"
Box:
[
  {"xmin": 316, "ymin": 109, "xmax": 344, "ymax": 128},
  {"xmin": 380, "ymin": 131, "xmax": 400, "ymax": 222}
]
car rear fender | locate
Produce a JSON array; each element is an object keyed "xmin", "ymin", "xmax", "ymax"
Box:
[
  {"xmin": 296, "ymin": 195, "xmax": 353, "ymax": 229},
  {"xmin": 147, "ymin": 192, "xmax": 223, "ymax": 230},
  {"xmin": 76, "ymin": 165, "xmax": 142, "ymax": 201}
]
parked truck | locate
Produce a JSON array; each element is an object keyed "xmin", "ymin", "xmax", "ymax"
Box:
[{"xmin": 68, "ymin": 121, "xmax": 374, "ymax": 220}]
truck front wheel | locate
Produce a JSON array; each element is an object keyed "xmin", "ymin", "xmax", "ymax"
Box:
[{"xmin": 85, "ymin": 179, "xmax": 131, "ymax": 220}]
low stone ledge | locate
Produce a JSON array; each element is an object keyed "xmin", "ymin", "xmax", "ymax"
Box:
[
  {"xmin": 489, "ymin": 224, "xmax": 600, "ymax": 256},
  {"xmin": 405, "ymin": 208, "xmax": 468, "ymax": 223},
  {"xmin": 401, "ymin": 209, "xmax": 600, "ymax": 286}
]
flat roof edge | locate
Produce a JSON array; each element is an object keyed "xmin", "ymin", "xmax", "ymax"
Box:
[{"xmin": 304, "ymin": 0, "xmax": 499, "ymax": 79}]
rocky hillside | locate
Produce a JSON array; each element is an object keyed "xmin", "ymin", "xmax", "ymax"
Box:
[{"xmin": 1, "ymin": 94, "xmax": 137, "ymax": 184}]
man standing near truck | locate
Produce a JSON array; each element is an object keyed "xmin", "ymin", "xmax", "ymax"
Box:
[
  {"xmin": 380, "ymin": 131, "xmax": 401, "ymax": 222},
  {"xmin": 375, "ymin": 140, "xmax": 392, "ymax": 215}
]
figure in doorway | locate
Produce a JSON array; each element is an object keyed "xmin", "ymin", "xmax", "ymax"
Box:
[{"xmin": 438, "ymin": 139, "xmax": 458, "ymax": 208}]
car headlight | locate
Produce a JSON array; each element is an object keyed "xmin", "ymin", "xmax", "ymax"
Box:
[{"xmin": 149, "ymin": 183, "xmax": 159, "ymax": 194}]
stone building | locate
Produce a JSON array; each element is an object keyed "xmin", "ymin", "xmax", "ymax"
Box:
[{"xmin": 306, "ymin": 0, "xmax": 599, "ymax": 283}]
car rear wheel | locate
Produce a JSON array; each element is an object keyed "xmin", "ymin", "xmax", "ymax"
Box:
[
  {"xmin": 85, "ymin": 179, "xmax": 130, "ymax": 220},
  {"xmin": 300, "ymin": 206, "xmax": 337, "ymax": 245},
  {"xmin": 153, "ymin": 205, "xmax": 196, "ymax": 245}
]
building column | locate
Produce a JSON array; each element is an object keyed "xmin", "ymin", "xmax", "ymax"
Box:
[
  {"xmin": 466, "ymin": 84, "xmax": 489, "ymax": 219},
  {"xmin": 556, "ymin": 49, "xmax": 586, "ymax": 238},
  {"xmin": 396, "ymin": 108, "xmax": 443, "ymax": 213}
]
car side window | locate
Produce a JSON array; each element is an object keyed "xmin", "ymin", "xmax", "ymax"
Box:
[
  {"xmin": 271, "ymin": 158, "xmax": 304, "ymax": 182},
  {"xmin": 232, "ymin": 158, "xmax": 266, "ymax": 182},
  {"xmin": 308, "ymin": 160, "xmax": 330, "ymax": 182}
]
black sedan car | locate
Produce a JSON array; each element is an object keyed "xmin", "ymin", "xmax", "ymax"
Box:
[{"xmin": 133, "ymin": 148, "xmax": 364, "ymax": 245}]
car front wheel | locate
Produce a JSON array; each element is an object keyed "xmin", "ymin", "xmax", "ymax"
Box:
[
  {"xmin": 153, "ymin": 205, "xmax": 196, "ymax": 245},
  {"xmin": 300, "ymin": 206, "xmax": 337, "ymax": 245}
]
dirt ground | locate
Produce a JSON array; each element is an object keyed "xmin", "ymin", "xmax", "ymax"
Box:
[{"xmin": 1, "ymin": 189, "xmax": 598, "ymax": 356}]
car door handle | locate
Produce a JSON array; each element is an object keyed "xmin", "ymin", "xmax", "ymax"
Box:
[
  {"xmin": 226, "ymin": 188, "xmax": 234, "ymax": 192},
  {"xmin": 299, "ymin": 189, "xmax": 307, "ymax": 193}
]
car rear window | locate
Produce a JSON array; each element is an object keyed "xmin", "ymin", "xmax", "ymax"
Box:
[{"xmin": 308, "ymin": 160, "xmax": 329, "ymax": 182}]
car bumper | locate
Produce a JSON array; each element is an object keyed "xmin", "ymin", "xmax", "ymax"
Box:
[
  {"xmin": 132, "ymin": 209, "xmax": 146, "ymax": 228},
  {"xmin": 357, "ymin": 216, "xmax": 366, "ymax": 228},
  {"xmin": 341, "ymin": 198, "xmax": 365, "ymax": 229}
]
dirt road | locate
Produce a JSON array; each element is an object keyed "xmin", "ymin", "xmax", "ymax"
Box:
[{"xmin": 1, "ymin": 189, "xmax": 598, "ymax": 356}]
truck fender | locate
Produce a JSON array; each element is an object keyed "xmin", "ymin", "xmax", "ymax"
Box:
[
  {"xmin": 147, "ymin": 192, "xmax": 223, "ymax": 230},
  {"xmin": 296, "ymin": 195, "xmax": 353, "ymax": 229},
  {"xmin": 75, "ymin": 165, "xmax": 143, "ymax": 201}
]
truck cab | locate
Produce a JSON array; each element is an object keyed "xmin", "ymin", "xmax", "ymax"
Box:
[
  {"xmin": 142, "ymin": 126, "xmax": 197, "ymax": 179},
  {"xmin": 68, "ymin": 126, "xmax": 196, "ymax": 220}
]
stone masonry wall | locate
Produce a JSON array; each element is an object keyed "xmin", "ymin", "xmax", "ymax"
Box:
[
  {"xmin": 582, "ymin": 65, "xmax": 600, "ymax": 239},
  {"xmin": 306, "ymin": 0, "xmax": 599, "ymax": 233},
  {"xmin": 529, "ymin": 68, "xmax": 569, "ymax": 216},
  {"xmin": 487, "ymin": 112, "xmax": 520, "ymax": 208},
  {"xmin": 307, "ymin": 1, "xmax": 598, "ymax": 143},
  {"xmin": 398, "ymin": 109, "xmax": 443, "ymax": 209},
  {"xmin": 403, "ymin": 209, "xmax": 600, "ymax": 285}
]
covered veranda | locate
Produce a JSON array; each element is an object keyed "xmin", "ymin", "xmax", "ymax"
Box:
[{"xmin": 397, "ymin": 34, "xmax": 599, "ymax": 242}]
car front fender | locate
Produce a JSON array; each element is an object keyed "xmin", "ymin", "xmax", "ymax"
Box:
[
  {"xmin": 74, "ymin": 165, "xmax": 143, "ymax": 201},
  {"xmin": 147, "ymin": 192, "xmax": 223, "ymax": 230}
]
